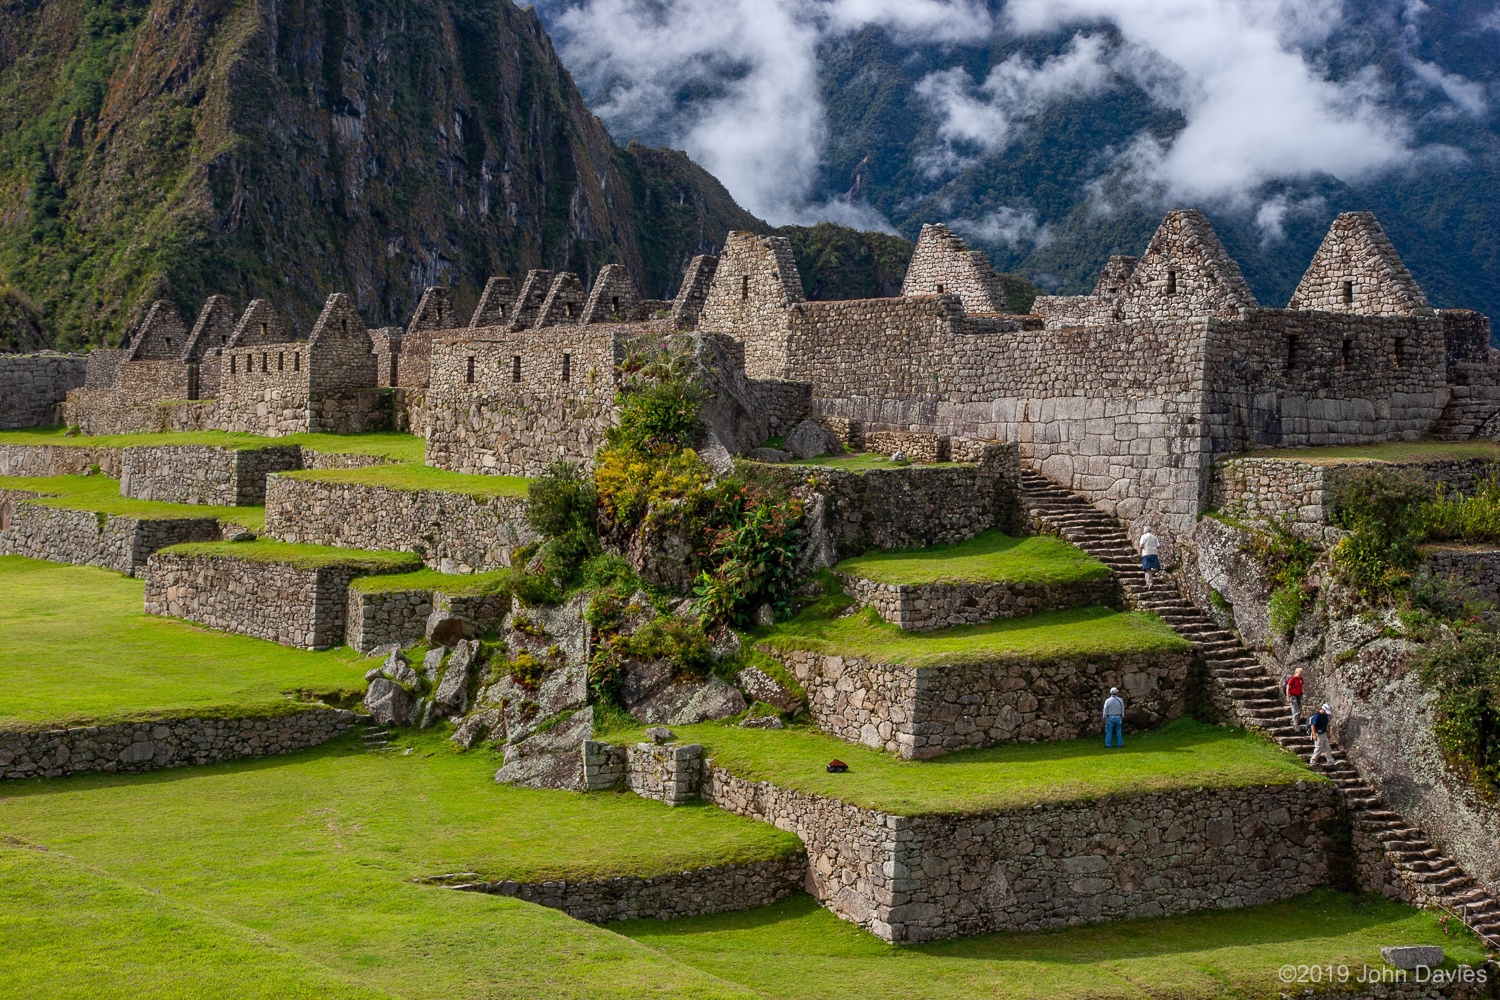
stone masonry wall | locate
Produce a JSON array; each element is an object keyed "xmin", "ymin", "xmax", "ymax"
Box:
[
  {"xmin": 345, "ymin": 586, "xmax": 434, "ymax": 652},
  {"xmin": 0, "ymin": 444, "xmax": 124, "ymax": 477},
  {"xmin": 746, "ymin": 378, "xmax": 812, "ymax": 436},
  {"xmin": 120, "ymin": 445, "xmax": 303, "ymax": 506},
  {"xmin": 704, "ymin": 767, "xmax": 1343, "ymax": 942},
  {"xmin": 264, "ymin": 475, "xmax": 535, "ymax": 573},
  {"xmin": 767, "ymin": 645, "xmax": 1192, "ymax": 759},
  {"xmin": 63, "ymin": 391, "xmax": 218, "ymax": 435},
  {"xmin": 625, "ymin": 742, "xmax": 704, "ymax": 806},
  {"xmin": 0, "ymin": 491, "xmax": 221, "ymax": 575},
  {"xmin": 0, "ymin": 354, "xmax": 86, "ymax": 429},
  {"xmin": 144, "ymin": 549, "xmax": 372, "ymax": 648},
  {"xmin": 839, "ymin": 573, "xmax": 1120, "ymax": 631},
  {"xmin": 0, "ymin": 710, "xmax": 356, "ymax": 780},
  {"xmin": 1423, "ymin": 546, "xmax": 1500, "ymax": 603}
]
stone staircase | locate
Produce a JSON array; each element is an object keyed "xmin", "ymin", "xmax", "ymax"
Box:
[
  {"xmin": 360, "ymin": 724, "xmax": 393, "ymax": 753},
  {"xmin": 1018, "ymin": 469, "xmax": 1500, "ymax": 950}
]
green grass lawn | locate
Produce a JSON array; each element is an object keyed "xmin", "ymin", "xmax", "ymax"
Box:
[
  {"xmin": 780, "ymin": 451, "xmax": 964, "ymax": 471},
  {"xmin": 163, "ymin": 539, "xmax": 422, "ymax": 573},
  {"xmin": 348, "ymin": 567, "xmax": 515, "ymax": 595},
  {"xmin": 1243, "ymin": 439, "xmax": 1500, "ymax": 466},
  {"xmin": 0, "ymin": 557, "xmax": 370, "ymax": 728},
  {"xmin": 0, "ymin": 473, "xmax": 265, "ymax": 530},
  {"xmin": 836, "ymin": 530, "xmax": 1111, "ymax": 586},
  {"xmin": 617, "ymin": 891, "xmax": 1487, "ymax": 1000},
  {"xmin": 279, "ymin": 463, "xmax": 530, "ymax": 499},
  {"xmin": 607, "ymin": 718, "xmax": 1315, "ymax": 815},
  {"xmin": 0, "ymin": 427, "xmax": 426, "ymax": 462},
  {"xmin": 0, "ymin": 732, "xmax": 795, "ymax": 999}
]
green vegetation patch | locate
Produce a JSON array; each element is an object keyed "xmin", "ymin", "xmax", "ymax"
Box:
[
  {"xmin": 1242, "ymin": 439, "xmax": 1500, "ymax": 466},
  {"xmin": 760, "ymin": 601, "xmax": 1188, "ymax": 669},
  {"xmin": 836, "ymin": 530, "xmax": 1111, "ymax": 587},
  {"xmin": 608, "ymin": 718, "xmax": 1313, "ymax": 815},
  {"xmin": 618, "ymin": 890, "xmax": 1486, "ymax": 1000},
  {"xmin": 0, "ymin": 474, "xmax": 263, "ymax": 530},
  {"xmin": 0, "ymin": 428, "xmax": 425, "ymax": 462},
  {"xmin": 0, "ymin": 557, "xmax": 368, "ymax": 728},
  {"xmin": 0, "ymin": 732, "xmax": 793, "ymax": 999},
  {"xmin": 348, "ymin": 567, "xmax": 515, "ymax": 596},
  {"xmin": 280, "ymin": 462, "xmax": 529, "ymax": 499},
  {"xmin": 781, "ymin": 451, "xmax": 964, "ymax": 472},
  {"xmin": 162, "ymin": 539, "xmax": 420, "ymax": 573}
]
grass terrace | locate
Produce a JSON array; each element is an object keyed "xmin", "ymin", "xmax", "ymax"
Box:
[
  {"xmin": 0, "ymin": 557, "xmax": 368, "ymax": 728},
  {"xmin": 0, "ymin": 427, "xmax": 426, "ymax": 463},
  {"xmin": 161, "ymin": 539, "xmax": 422, "ymax": 573},
  {"xmin": 0, "ymin": 731, "xmax": 799, "ymax": 1000},
  {"xmin": 780, "ymin": 451, "xmax": 964, "ymax": 472},
  {"xmin": 348, "ymin": 567, "xmax": 516, "ymax": 596},
  {"xmin": 836, "ymin": 530, "xmax": 1111, "ymax": 587},
  {"xmin": 1242, "ymin": 438, "xmax": 1500, "ymax": 466},
  {"xmin": 608, "ymin": 718, "xmax": 1314, "ymax": 815},
  {"xmin": 617, "ymin": 891, "xmax": 1486, "ymax": 1000},
  {"xmin": 0, "ymin": 473, "xmax": 264, "ymax": 530},
  {"xmin": 280, "ymin": 463, "xmax": 529, "ymax": 499}
]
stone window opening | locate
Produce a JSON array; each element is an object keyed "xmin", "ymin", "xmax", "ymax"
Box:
[
  {"xmin": 258, "ymin": 322, "xmax": 267, "ymax": 339},
  {"xmin": 165, "ymin": 338, "xmax": 173, "ymax": 351},
  {"xmin": 229, "ymin": 355, "xmax": 236, "ymax": 374},
  {"xmin": 936, "ymin": 283, "xmax": 945, "ymax": 294},
  {"xmin": 564, "ymin": 301, "xmax": 576, "ymax": 318},
  {"xmin": 511, "ymin": 355, "xmax": 522, "ymax": 382},
  {"xmin": 740, "ymin": 275, "xmax": 750, "ymax": 300},
  {"xmin": 293, "ymin": 352, "xmax": 300, "ymax": 372},
  {"xmin": 1394, "ymin": 337, "xmax": 1407, "ymax": 369},
  {"xmin": 1285, "ymin": 335, "xmax": 1299, "ymax": 370},
  {"xmin": 1166, "ymin": 269, "xmax": 1178, "ymax": 295},
  {"xmin": 466, "ymin": 356, "xmax": 476, "ymax": 384},
  {"xmin": 261, "ymin": 351, "xmax": 268, "ymax": 372},
  {"xmin": 341, "ymin": 318, "xmax": 348, "ymax": 333},
  {"xmin": 1343, "ymin": 280, "xmax": 1354, "ymax": 305},
  {"xmin": 1340, "ymin": 338, "xmax": 1353, "ymax": 372},
  {"xmin": 277, "ymin": 351, "xmax": 285, "ymax": 371},
  {"xmin": 562, "ymin": 353, "xmax": 572, "ymax": 382}
]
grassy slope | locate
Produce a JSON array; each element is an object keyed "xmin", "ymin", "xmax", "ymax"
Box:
[
  {"xmin": 618, "ymin": 892, "xmax": 1487, "ymax": 1000},
  {"xmin": 782, "ymin": 452, "xmax": 962, "ymax": 471},
  {"xmin": 348, "ymin": 568, "xmax": 514, "ymax": 595},
  {"xmin": 1244, "ymin": 440, "xmax": 1500, "ymax": 465},
  {"xmin": 0, "ymin": 557, "xmax": 369, "ymax": 727},
  {"xmin": 162, "ymin": 540, "xmax": 421, "ymax": 572},
  {"xmin": 0, "ymin": 473, "xmax": 264, "ymax": 530},
  {"xmin": 0, "ymin": 428, "xmax": 426, "ymax": 462},
  {"xmin": 609, "ymin": 718, "xmax": 1314, "ymax": 815},
  {"xmin": 760, "ymin": 604, "xmax": 1188, "ymax": 668},
  {"xmin": 280, "ymin": 464, "xmax": 529, "ymax": 499},
  {"xmin": 0, "ymin": 733, "xmax": 792, "ymax": 1000},
  {"xmin": 835, "ymin": 530, "xmax": 1111, "ymax": 586}
]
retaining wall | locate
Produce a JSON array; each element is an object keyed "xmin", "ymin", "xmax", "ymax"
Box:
[
  {"xmin": 840, "ymin": 573, "xmax": 1119, "ymax": 631},
  {"xmin": 264, "ymin": 475, "xmax": 534, "ymax": 573},
  {"xmin": 704, "ymin": 768, "xmax": 1343, "ymax": 942},
  {"xmin": 344, "ymin": 586, "xmax": 508, "ymax": 653},
  {"xmin": 1421, "ymin": 546, "xmax": 1500, "ymax": 604},
  {"xmin": 0, "ymin": 444, "xmax": 124, "ymax": 478},
  {"xmin": 119, "ymin": 445, "xmax": 302, "ymax": 506},
  {"xmin": 0, "ymin": 491, "xmax": 221, "ymax": 575},
  {"xmin": 0, "ymin": 709, "xmax": 356, "ymax": 780},
  {"xmin": 0, "ymin": 354, "xmax": 86, "ymax": 429},
  {"xmin": 767, "ymin": 645, "xmax": 1192, "ymax": 758}
]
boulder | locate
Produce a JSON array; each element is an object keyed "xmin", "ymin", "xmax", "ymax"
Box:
[
  {"xmin": 451, "ymin": 708, "xmax": 502, "ymax": 750},
  {"xmin": 364, "ymin": 677, "xmax": 417, "ymax": 727},
  {"xmin": 708, "ymin": 625, "xmax": 742, "ymax": 660},
  {"xmin": 783, "ymin": 420, "xmax": 842, "ymax": 459},
  {"xmin": 425, "ymin": 611, "xmax": 475, "ymax": 647},
  {"xmin": 735, "ymin": 665, "xmax": 805, "ymax": 714},
  {"xmin": 689, "ymin": 333, "xmax": 770, "ymax": 456},
  {"xmin": 495, "ymin": 706, "xmax": 594, "ymax": 790},
  {"xmin": 746, "ymin": 447, "xmax": 792, "ymax": 464},
  {"xmin": 697, "ymin": 427, "xmax": 735, "ymax": 477},
  {"xmin": 645, "ymin": 727, "xmax": 676, "ymax": 744},
  {"xmin": 622, "ymin": 658, "xmax": 747, "ymax": 725},
  {"xmin": 627, "ymin": 521, "xmax": 697, "ymax": 593},
  {"xmin": 1380, "ymin": 946, "xmax": 1443, "ymax": 970},
  {"xmin": 487, "ymin": 652, "xmax": 589, "ymax": 744},
  {"xmin": 740, "ymin": 715, "xmax": 784, "ymax": 729},
  {"xmin": 434, "ymin": 639, "xmax": 481, "ymax": 714},
  {"xmin": 422, "ymin": 646, "xmax": 446, "ymax": 681},
  {"xmin": 795, "ymin": 492, "xmax": 837, "ymax": 574}
]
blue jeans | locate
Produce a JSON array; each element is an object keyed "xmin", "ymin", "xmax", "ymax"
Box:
[{"xmin": 1105, "ymin": 717, "xmax": 1123, "ymax": 748}]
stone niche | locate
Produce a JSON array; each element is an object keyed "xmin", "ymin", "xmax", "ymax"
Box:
[
  {"xmin": 0, "ymin": 490, "xmax": 221, "ymax": 576},
  {"xmin": 766, "ymin": 645, "xmax": 1192, "ymax": 759},
  {"xmin": 704, "ymin": 769, "xmax": 1343, "ymax": 942},
  {"xmin": 119, "ymin": 444, "xmax": 303, "ymax": 506}
]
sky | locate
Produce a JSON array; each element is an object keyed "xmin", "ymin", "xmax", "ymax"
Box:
[{"xmin": 534, "ymin": 0, "xmax": 1495, "ymax": 235}]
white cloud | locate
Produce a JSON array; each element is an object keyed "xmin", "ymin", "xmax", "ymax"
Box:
[
  {"xmin": 1253, "ymin": 193, "xmax": 1326, "ymax": 243},
  {"xmin": 951, "ymin": 206, "xmax": 1052, "ymax": 246},
  {"xmin": 1408, "ymin": 59, "xmax": 1489, "ymax": 118}
]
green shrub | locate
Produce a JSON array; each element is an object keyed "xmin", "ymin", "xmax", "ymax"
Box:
[
  {"xmin": 1328, "ymin": 467, "xmax": 1433, "ymax": 603},
  {"xmin": 1240, "ymin": 519, "xmax": 1319, "ymax": 634},
  {"xmin": 522, "ymin": 462, "xmax": 601, "ymax": 592},
  {"xmin": 1420, "ymin": 469, "xmax": 1500, "ymax": 543},
  {"xmin": 1268, "ymin": 585, "xmax": 1304, "ymax": 636},
  {"xmin": 1416, "ymin": 631, "xmax": 1500, "ymax": 796},
  {"xmin": 608, "ymin": 348, "xmax": 705, "ymax": 451}
]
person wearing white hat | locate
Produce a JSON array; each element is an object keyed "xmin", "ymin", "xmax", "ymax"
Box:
[
  {"xmin": 1308, "ymin": 702, "xmax": 1334, "ymax": 765},
  {"xmin": 1103, "ymin": 687, "xmax": 1125, "ymax": 748}
]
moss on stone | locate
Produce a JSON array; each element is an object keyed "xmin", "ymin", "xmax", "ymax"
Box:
[
  {"xmin": 0, "ymin": 473, "xmax": 264, "ymax": 530},
  {"xmin": 0, "ymin": 428, "xmax": 425, "ymax": 462},
  {"xmin": 161, "ymin": 539, "xmax": 420, "ymax": 573},
  {"xmin": 348, "ymin": 567, "xmax": 514, "ymax": 596},
  {"xmin": 835, "ymin": 529, "xmax": 1111, "ymax": 587},
  {"xmin": 279, "ymin": 464, "xmax": 528, "ymax": 499}
]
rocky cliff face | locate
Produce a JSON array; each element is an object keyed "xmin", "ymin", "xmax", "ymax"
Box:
[{"xmin": 0, "ymin": 0, "xmax": 762, "ymax": 349}]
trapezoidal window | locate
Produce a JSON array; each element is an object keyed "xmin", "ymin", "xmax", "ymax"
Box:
[
  {"xmin": 1394, "ymin": 337, "xmax": 1407, "ymax": 369},
  {"xmin": 389, "ymin": 356, "xmax": 398, "ymax": 386},
  {"xmin": 740, "ymin": 275, "xmax": 750, "ymax": 300},
  {"xmin": 1166, "ymin": 269, "xmax": 1178, "ymax": 295},
  {"xmin": 229, "ymin": 355, "xmax": 237, "ymax": 374},
  {"xmin": 511, "ymin": 355, "xmax": 522, "ymax": 382},
  {"xmin": 1340, "ymin": 338, "xmax": 1353, "ymax": 372},
  {"xmin": 1285, "ymin": 335, "xmax": 1300, "ymax": 370},
  {"xmin": 277, "ymin": 351, "xmax": 285, "ymax": 371},
  {"xmin": 561, "ymin": 353, "xmax": 572, "ymax": 383},
  {"xmin": 261, "ymin": 352, "xmax": 269, "ymax": 372},
  {"xmin": 611, "ymin": 295, "xmax": 620, "ymax": 312},
  {"xmin": 935, "ymin": 283, "xmax": 945, "ymax": 294},
  {"xmin": 1343, "ymin": 280, "xmax": 1354, "ymax": 305},
  {"xmin": 293, "ymin": 352, "xmax": 300, "ymax": 372},
  {"xmin": 564, "ymin": 301, "xmax": 576, "ymax": 318},
  {"xmin": 465, "ymin": 356, "xmax": 476, "ymax": 384}
]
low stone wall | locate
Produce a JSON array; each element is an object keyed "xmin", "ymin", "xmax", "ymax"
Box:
[
  {"xmin": 0, "ymin": 353, "xmax": 86, "ymax": 429},
  {"xmin": 456, "ymin": 853, "xmax": 808, "ymax": 924},
  {"xmin": 264, "ymin": 474, "xmax": 534, "ymax": 573},
  {"xmin": 864, "ymin": 430, "xmax": 948, "ymax": 463},
  {"xmin": 0, "ymin": 444, "xmax": 124, "ymax": 478},
  {"xmin": 119, "ymin": 445, "xmax": 302, "ymax": 506},
  {"xmin": 0, "ymin": 709, "xmax": 356, "ymax": 780},
  {"xmin": 1423, "ymin": 546, "xmax": 1500, "ymax": 604},
  {"xmin": 767, "ymin": 645, "xmax": 1191, "ymax": 758},
  {"xmin": 300, "ymin": 449, "xmax": 396, "ymax": 470},
  {"xmin": 344, "ymin": 586, "xmax": 508, "ymax": 653},
  {"xmin": 625, "ymin": 742, "xmax": 704, "ymax": 806},
  {"xmin": 145, "ymin": 548, "xmax": 388, "ymax": 648},
  {"xmin": 746, "ymin": 378, "xmax": 812, "ymax": 436},
  {"xmin": 63, "ymin": 390, "xmax": 218, "ymax": 436},
  {"xmin": 840, "ymin": 573, "xmax": 1119, "ymax": 631},
  {"xmin": 0, "ymin": 491, "xmax": 221, "ymax": 575},
  {"xmin": 704, "ymin": 767, "xmax": 1343, "ymax": 942}
]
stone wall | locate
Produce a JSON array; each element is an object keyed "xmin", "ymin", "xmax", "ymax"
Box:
[
  {"xmin": 345, "ymin": 586, "xmax": 434, "ymax": 653},
  {"xmin": 63, "ymin": 390, "xmax": 219, "ymax": 436},
  {"xmin": 746, "ymin": 378, "xmax": 812, "ymax": 436},
  {"xmin": 457, "ymin": 853, "xmax": 808, "ymax": 924},
  {"xmin": 144, "ymin": 548, "xmax": 386, "ymax": 648},
  {"xmin": 625, "ymin": 741, "xmax": 704, "ymax": 806},
  {"xmin": 119, "ymin": 445, "xmax": 302, "ymax": 506},
  {"xmin": 704, "ymin": 767, "xmax": 1343, "ymax": 942},
  {"xmin": 0, "ymin": 354, "xmax": 86, "ymax": 428},
  {"xmin": 767, "ymin": 645, "xmax": 1192, "ymax": 758},
  {"xmin": 0, "ymin": 491, "xmax": 221, "ymax": 575},
  {"xmin": 264, "ymin": 474, "xmax": 534, "ymax": 573},
  {"xmin": 0, "ymin": 444, "xmax": 124, "ymax": 477},
  {"xmin": 1423, "ymin": 546, "xmax": 1500, "ymax": 603},
  {"xmin": 0, "ymin": 709, "xmax": 355, "ymax": 780},
  {"xmin": 839, "ymin": 573, "xmax": 1120, "ymax": 631},
  {"xmin": 863, "ymin": 430, "xmax": 948, "ymax": 463}
]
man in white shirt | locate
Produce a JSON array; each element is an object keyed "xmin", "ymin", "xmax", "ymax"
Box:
[
  {"xmin": 1138, "ymin": 528, "xmax": 1161, "ymax": 589},
  {"xmin": 1103, "ymin": 687, "xmax": 1125, "ymax": 748}
]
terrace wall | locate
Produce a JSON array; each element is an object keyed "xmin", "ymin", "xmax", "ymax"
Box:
[
  {"xmin": 766, "ymin": 645, "xmax": 1192, "ymax": 758},
  {"xmin": 63, "ymin": 390, "xmax": 218, "ymax": 435},
  {"xmin": 0, "ymin": 491, "xmax": 221, "ymax": 575},
  {"xmin": 119, "ymin": 445, "xmax": 302, "ymax": 506},
  {"xmin": 839, "ymin": 574, "xmax": 1120, "ymax": 631},
  {"xmin": 703, "ymin": 769, "xmax": 1343, "ymax": 942},
  {"xmin": 342, "ymin": 587, "xmax": 507, "ymax": 652},
  {"xmin": 0, "ymin": 444, "xmax": 124, "ymax": 477},
  {"xmin": 0, "ymin": 354, "xmax": 86, "ymax": 429},
  {"xmin": 263, "ymin": 475, "xmax": 534, "ymax": 573},
  {"xmin": 0, "ymin": 710, "xmax": 356, "ymax": 780}
]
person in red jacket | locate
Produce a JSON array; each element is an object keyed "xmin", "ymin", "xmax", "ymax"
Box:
[{"xmin": 1285, "ymin": 668, "xmax": 1306, "ymax": 730}]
